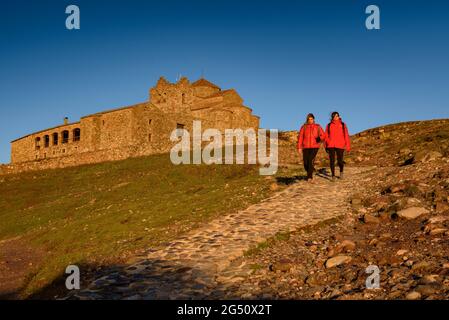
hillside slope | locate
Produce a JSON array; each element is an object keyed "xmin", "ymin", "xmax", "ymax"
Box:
[{"xmin": 0, "ymin": 153, "xmax": 286, "ymax": 298}]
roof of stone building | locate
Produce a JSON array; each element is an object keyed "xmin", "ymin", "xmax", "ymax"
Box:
[
  {"xmin": 11, "ymin": 121, "xmax": 81, "ymax": 143},
  {"xmin": 81, "ymin": 102, "xmax": 148, "ymax": 118},
  {"xmin": 192, "ymin": 78, "xmax": 221, "ymax": 90},
  {"xmin": 11, "ymin": 102, "xmax": 149, "ymax": 143},
  {"xmin": 206, "ymin": 89, "xmax": 240, "ymax": 99}
]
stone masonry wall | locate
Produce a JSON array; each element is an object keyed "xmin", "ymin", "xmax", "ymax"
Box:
[{"xmin": 5, "ymin": 77, "xmax": 260, "ymax": 175}]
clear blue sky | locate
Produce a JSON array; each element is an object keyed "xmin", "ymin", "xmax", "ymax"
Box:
[{"xmin": 1, "ymin": 0, "xmax": 448, "ymax": 164}]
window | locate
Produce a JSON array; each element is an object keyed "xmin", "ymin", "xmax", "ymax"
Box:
[
  {"xmin": 176, "ymin": 123, "xmax": 185, "ymax": 129},
  {"xmin": 148, "ymin": 119, "xmax": 152, "ymax": 125},
  {"xmin": 148, "ymin": 133, "xmax": 152, "ymax": 142},
  {"xmin": 53, "ymin": 132, "xmax": 58, "ymax": 146},
  {"xmin": 62, "ymin": 130, "xmax": 69, "ymax": 144},
  {"xmin": 35, "ymin": 137, "xmax": 41, "ymax": 150},
  {"xmin": 44, "ymin": 135, "xmax": 50, "ymax": 148},
  {"xmin": 73, "ymin": 128, "xmax": 81, "ymax": 142},
  {"xmin": 102, "ymin": 120, "xmax": 105, "ymax": 126}
]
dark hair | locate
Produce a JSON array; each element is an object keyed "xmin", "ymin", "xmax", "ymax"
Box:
[
  {"xmin": 331, "ymin": 111, "xmax": 340, "ymax": 121},
  {"xmin": 305, "ymin": 113, "xmax": 315, "ymax": 124}
]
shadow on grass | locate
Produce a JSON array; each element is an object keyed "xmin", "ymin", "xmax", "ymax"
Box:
[{"xmin": 275, "ymin": 175, "xmax": 307, "ymax": 185}]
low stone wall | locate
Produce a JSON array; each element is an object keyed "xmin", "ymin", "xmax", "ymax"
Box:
[{"xmin": 0, "ymin": 144, "xmax": 173, "ymax": 176}]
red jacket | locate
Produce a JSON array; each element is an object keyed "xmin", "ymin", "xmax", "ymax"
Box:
[
  {"xmin": 297, "ymin": 123, "xmax": 326, "ymax": 150},
  {"xmin": 324, "ymin": 119, "xmax": 351, "ymax": 151}
]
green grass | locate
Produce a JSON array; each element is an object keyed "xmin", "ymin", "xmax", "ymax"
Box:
[{"xmin": 0, "ymin": 152, "xmax": 292, "ymax": 297}]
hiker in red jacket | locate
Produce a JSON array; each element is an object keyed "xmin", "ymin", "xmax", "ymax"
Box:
[
  {"xmin": 324, "ymin": 111, "xmax": 351, "ymax": 181},
  {"xmin": 297, "ymin": 113, "xmax": 326, "ymax": 182}
]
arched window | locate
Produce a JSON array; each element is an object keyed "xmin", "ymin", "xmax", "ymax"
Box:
[
  {"xmin": 73, "ymin": 128, "xmax": 80, "ymax": 142},
  {"xmin": 52, "ymin": 132, "xmax": 58, "ymax": 145},
  {"xmin": 62, "ymin": 130, "xmax": 69, "ymax": 144},
  {"xmin": 35, "ymin": 137, "xmax": 41, "ymax": 150},
  {"xmin": 44, "ymin": 135, "xmax": 50, "ymax": 148}
]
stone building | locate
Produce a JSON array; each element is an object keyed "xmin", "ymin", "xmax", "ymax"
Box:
[{"xmin": 2, "ymin": 77, "xmax": 259, "ymax": 174}]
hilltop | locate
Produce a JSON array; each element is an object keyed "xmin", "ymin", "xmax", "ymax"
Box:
[{"xmin": 1, "ymin": 119, "xmax": 449, "ymax": 300}]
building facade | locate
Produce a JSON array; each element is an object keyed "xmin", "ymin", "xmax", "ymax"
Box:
[{"xmin": 7, "ymin": 77, "xmax": 260, "ymax": 172}]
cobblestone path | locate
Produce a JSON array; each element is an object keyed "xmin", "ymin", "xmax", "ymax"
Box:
[{"xmin": 67, "ymin": 166, "xmax": 374, "ymax": 299}]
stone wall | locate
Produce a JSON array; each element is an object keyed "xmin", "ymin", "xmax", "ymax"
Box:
[{"xmin": 6, "ymin": 77, "xmax": 260, "ymax": 175}]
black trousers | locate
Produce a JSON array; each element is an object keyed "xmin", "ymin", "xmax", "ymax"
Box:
[
  {"xmin": 302, "ymin": 148, "xmax": 319, "ymax": 179},
  {"xmin": 328, "ymin": 148, "xmax": 345, "ymax": 176}
]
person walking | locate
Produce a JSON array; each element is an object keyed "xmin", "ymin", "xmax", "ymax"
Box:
[
  {"xmin": 297, "ymin": 113, "xmax": 326, "ymax": 182},
  {"xmin": 324, "ymin": 111, "xmax": 351, "ymax": 181}
]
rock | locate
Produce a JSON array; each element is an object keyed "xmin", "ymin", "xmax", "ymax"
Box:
[
  {"xmin": 422, "ymin": 151, "xmax": 443, "ymax": 163},
  {"xmin": 412, "ymin": 261, "xmax": 432, "ymax": 273},
  {"xmin": 325, "ymin": 255, "xmax": 352, "ymax": 269},
  {"xmin": 389, "ymin": 183, "xmax": 407, "ymax": 194},
  {"xmin": 269, "ymin": 183, "xmax": 279, "ymax": 191},
  {"xmin": 396, "ymin": 249, "xmax": 408, "ymax": 256},
  {"xmin": 363, "ymin": 214, "xmax": 380, "ymax": 224},
  {"xmin": 427, "ymin": 216, "xmax": 448, "ymax": 224},
  {"xmin": 336, "ymin": 240, "xmax": 356, "ymax": 253},
  {"xmin": 418, "ymin": 275, "xmax": 440, "ymax": 285},
  {"xmin": 351, "ymin": 197, "xmax": 363, "ymax": 209},
  {"xmin": 429, "ymin": 228, "xmax": 447, "ymax": 236},
  {"xmin": 406, "ymin": 291, "xmax": 421, "ymax": 300},
  {"xmin": 415, "ymin": 285, "xmax": 438, "ymax": 296},
  {"xmin": 397, "ymin": 207, "xmax": 429, "ymax": 220},
  {"xmin": 406, "ymin": 197, "xmax": 421, "ymax": 206},
  {"xmin": 435, "ymin": 202, "xmax": 449, "ymax": 213},
  {"xmin": 399, "ymin": 148, "xmax": 412, "ymax": 156},
  {"xmin": 270, "ymin": 259, "xmax": 293, "ymax": 272}
]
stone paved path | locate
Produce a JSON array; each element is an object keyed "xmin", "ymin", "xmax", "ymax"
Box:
[{"xmin": 67, "ymin": 166, "xmax": 374, "ymax": 300}]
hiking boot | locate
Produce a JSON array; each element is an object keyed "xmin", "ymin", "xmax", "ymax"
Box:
[
  {"xmin": 331, "ymin": 176, "xmax": 336, "ymax": 182},
  {"xmin": 340, "ymin": 172, "xmax": 344, "ymax": 180}
]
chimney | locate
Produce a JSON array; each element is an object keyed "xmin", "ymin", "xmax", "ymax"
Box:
[{"xmin": 64, "ymin": 117, "xmax": 68, "ymax": 125}]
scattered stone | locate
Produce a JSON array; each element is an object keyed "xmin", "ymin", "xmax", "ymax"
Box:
[
  {"xmin": 336, "ymin": 240, "xmax": 356, "ymax": 253},
  {"xmin": 412, "ymin": 261, "xmax": 432, "ymax": 273},
  {"xmin": 325, "ymin": 256, "xmax": 352, "ymax": 269},
  {"xmin": 363, "ymin": 214, "xmax": 380, "ymax": 224},
  {"xmin": 406, "ymin": 291, "xmax": 421, "ymax": 300},
  {"xmin": 396, "ymin": 249, "xmax": 408, "ymax": 256},
  {"xmin": 397, "ymin": 207, "xmax": 429, "ymax": 220},
  {"xmin": 429, "ymin": 228, "xmax": 447, "ymax": 236},
  {"xmin": 270, "ymin": 260, "xmax": 293, "ymax": 273}
]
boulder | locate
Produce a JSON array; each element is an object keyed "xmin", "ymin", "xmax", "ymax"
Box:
[
  {"xmin": 363, "ymin": 214, "xmax": 381, "ymax": 224},
  {"xmin": 397, "ymin": 207, "xmax": 429, "ymax": 220},
  {"xmin": 325, "ymin": 255, "xmax": 352, "ymax": 269},
  {"xmin": 406, "ymin": 291, "xmax": 421, "ymax": 300}
]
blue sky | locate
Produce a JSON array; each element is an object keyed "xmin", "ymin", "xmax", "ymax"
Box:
[{"xmin": 0, "ymin": 0, "xmax": 448, "ymax": 164}]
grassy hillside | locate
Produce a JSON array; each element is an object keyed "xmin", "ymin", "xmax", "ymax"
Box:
[{"xmin": 0, "ymin": 152, "xmax": 290, "ymax": 298}]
